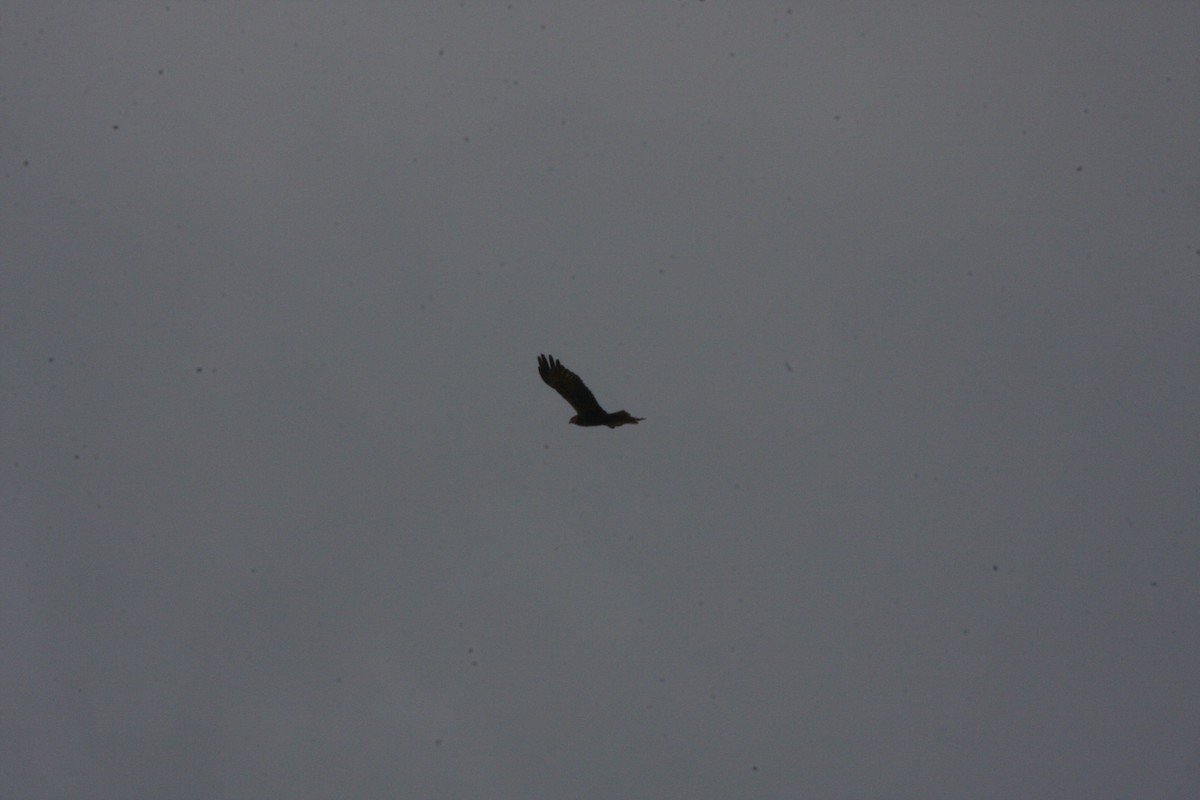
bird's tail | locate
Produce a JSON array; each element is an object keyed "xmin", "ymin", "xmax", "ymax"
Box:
[{"xmin": 608, "ymin": 411, "xmax": 644, "ymax": 427}]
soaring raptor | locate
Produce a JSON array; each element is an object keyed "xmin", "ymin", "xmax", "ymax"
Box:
[{"xmin": 537, "ymin": 354, "xmax": 644, "ymax": 428}]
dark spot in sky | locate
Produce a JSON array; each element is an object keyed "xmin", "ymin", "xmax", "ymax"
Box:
[
  {"xmin": 47, "ymin": 356, "xmax": 54, "ymax": 363},
  {"xmin": 1076, "ymin": 165, "xmax": 1083, "ymax": 171},
  {"xmin": 196, "ymin": 367, "xmax": 203, "ymax": 373},
  {"xmin": 992, "ymin": 564, "xmax": 999, "ymax": 572},
  {"xmin": 112, "ymin": 124, "xmax": 119, "ymax": 130},
  {"xmin": 784, "ymin": 361, "xmax": 792, "ymax": 372}
]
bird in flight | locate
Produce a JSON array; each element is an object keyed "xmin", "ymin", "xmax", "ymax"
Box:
[{"xmin": 537, "ymin": 354, "xmax": 644, "ymax": 428}]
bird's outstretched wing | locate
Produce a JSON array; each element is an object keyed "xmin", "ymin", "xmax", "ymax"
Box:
[{"xmin": 538, "ymin": 354, "xmax": 606, "ymax": 416}]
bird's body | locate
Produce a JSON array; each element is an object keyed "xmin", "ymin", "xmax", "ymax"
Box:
[{"xmin": 537, "ymin": 354, "xmax": 644, "ymax": 428}]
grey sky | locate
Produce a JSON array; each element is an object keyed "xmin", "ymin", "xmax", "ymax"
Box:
[{"xmin": 3, "ymin": 3, "xmax": 1198, "ymax": 798}]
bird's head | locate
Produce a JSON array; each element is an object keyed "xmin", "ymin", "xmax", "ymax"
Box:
[{"xmin": 568, "ymin": 415, "xmax": 580, "ymax": 425}]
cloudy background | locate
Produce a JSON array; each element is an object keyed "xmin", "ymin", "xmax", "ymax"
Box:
[{"xmin": 4, "ymin": 3, "xmax": 1198, "ymax": 797}]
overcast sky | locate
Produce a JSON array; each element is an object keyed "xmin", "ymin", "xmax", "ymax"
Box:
[{"xmin": 4, "ymin": 3, "xmax": 1198, "ymax": 798}]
